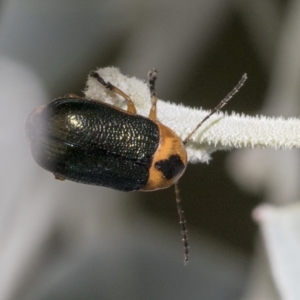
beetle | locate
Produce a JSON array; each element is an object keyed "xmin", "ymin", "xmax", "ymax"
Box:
[{"xmin": 26, "ymin": 69, "xmax": 247, "ymax": 263}]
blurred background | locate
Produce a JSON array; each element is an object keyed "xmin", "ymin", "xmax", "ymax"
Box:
[{"xmin": 0, "ymin": 0, "xmax": 299, "ymax": 299}]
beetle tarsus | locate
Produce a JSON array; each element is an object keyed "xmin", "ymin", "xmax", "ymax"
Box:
[
  {"xmin": 147, "ymin": 68, "xmax": 158, "ymax": 121},
  {"xmin": 148, "ymin": 68, "xmax": 158, "ymax": 97},
  {"xmin": 90, "ymin": 70, "xmax": 137, "ymax": 114},
  {"xmin": 54, "ymin": 173, "xmax": 66, "ymax": 181},
  {"xmin": 90, "ymin": 71, "xmax": 113, "ymax": 90}
]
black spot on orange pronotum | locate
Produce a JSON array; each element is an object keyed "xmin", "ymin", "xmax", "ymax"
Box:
[{"xmin": 155, "ymin": 154, "xmax": 185, "ymax": 180}]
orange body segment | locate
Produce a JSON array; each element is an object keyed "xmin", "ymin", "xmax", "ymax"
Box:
[{"xmin": 140, "ymin": 122, "xmax": 187, "ymax": 191}]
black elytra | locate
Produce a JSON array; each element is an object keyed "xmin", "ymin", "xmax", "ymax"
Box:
[{"xmin": 26, "ymin": 97, "xmax": 160, "ymax": 191}]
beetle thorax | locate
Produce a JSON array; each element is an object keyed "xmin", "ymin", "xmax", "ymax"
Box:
[{"xmin": 140, "ymin": 122, "xmax": 187, "ymax": 191}]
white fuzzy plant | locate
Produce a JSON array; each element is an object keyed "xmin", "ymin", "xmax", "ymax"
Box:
[{"xmin": 85, "ymin": 67, "xmax": 300, "ymax": 162}]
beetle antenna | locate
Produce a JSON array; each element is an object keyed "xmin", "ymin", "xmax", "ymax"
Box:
[
  {"xmin": 174, "ymin": 182, "xmax": 189, "ymax": 264},
  {"xmin": 183, "ymin": 74, "xmax": 247, "ymax": 145}
]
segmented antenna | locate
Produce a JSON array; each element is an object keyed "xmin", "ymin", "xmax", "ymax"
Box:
[
  {"xmin": 175, "ymin": 183, "xmax": 189, "ymax": 264},
  {"xmin": 183, "ymin": 74, "xmax": 247, "ymax": 145}
]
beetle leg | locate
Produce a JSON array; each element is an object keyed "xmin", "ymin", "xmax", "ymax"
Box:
[
  {"xmin": 90, "ymin": 71, "xmax": 136, "ymax": 114},
  {"xmin": 54, "ymin": 173, "xmax": 66, "ymax": 181},
  {"xmin": 147, "ymin": 68, "xmax": 158, "ymax": 121},
  {"xmin": 64, "ymin": 93, "xmax": 81, "ymax": 99}
]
